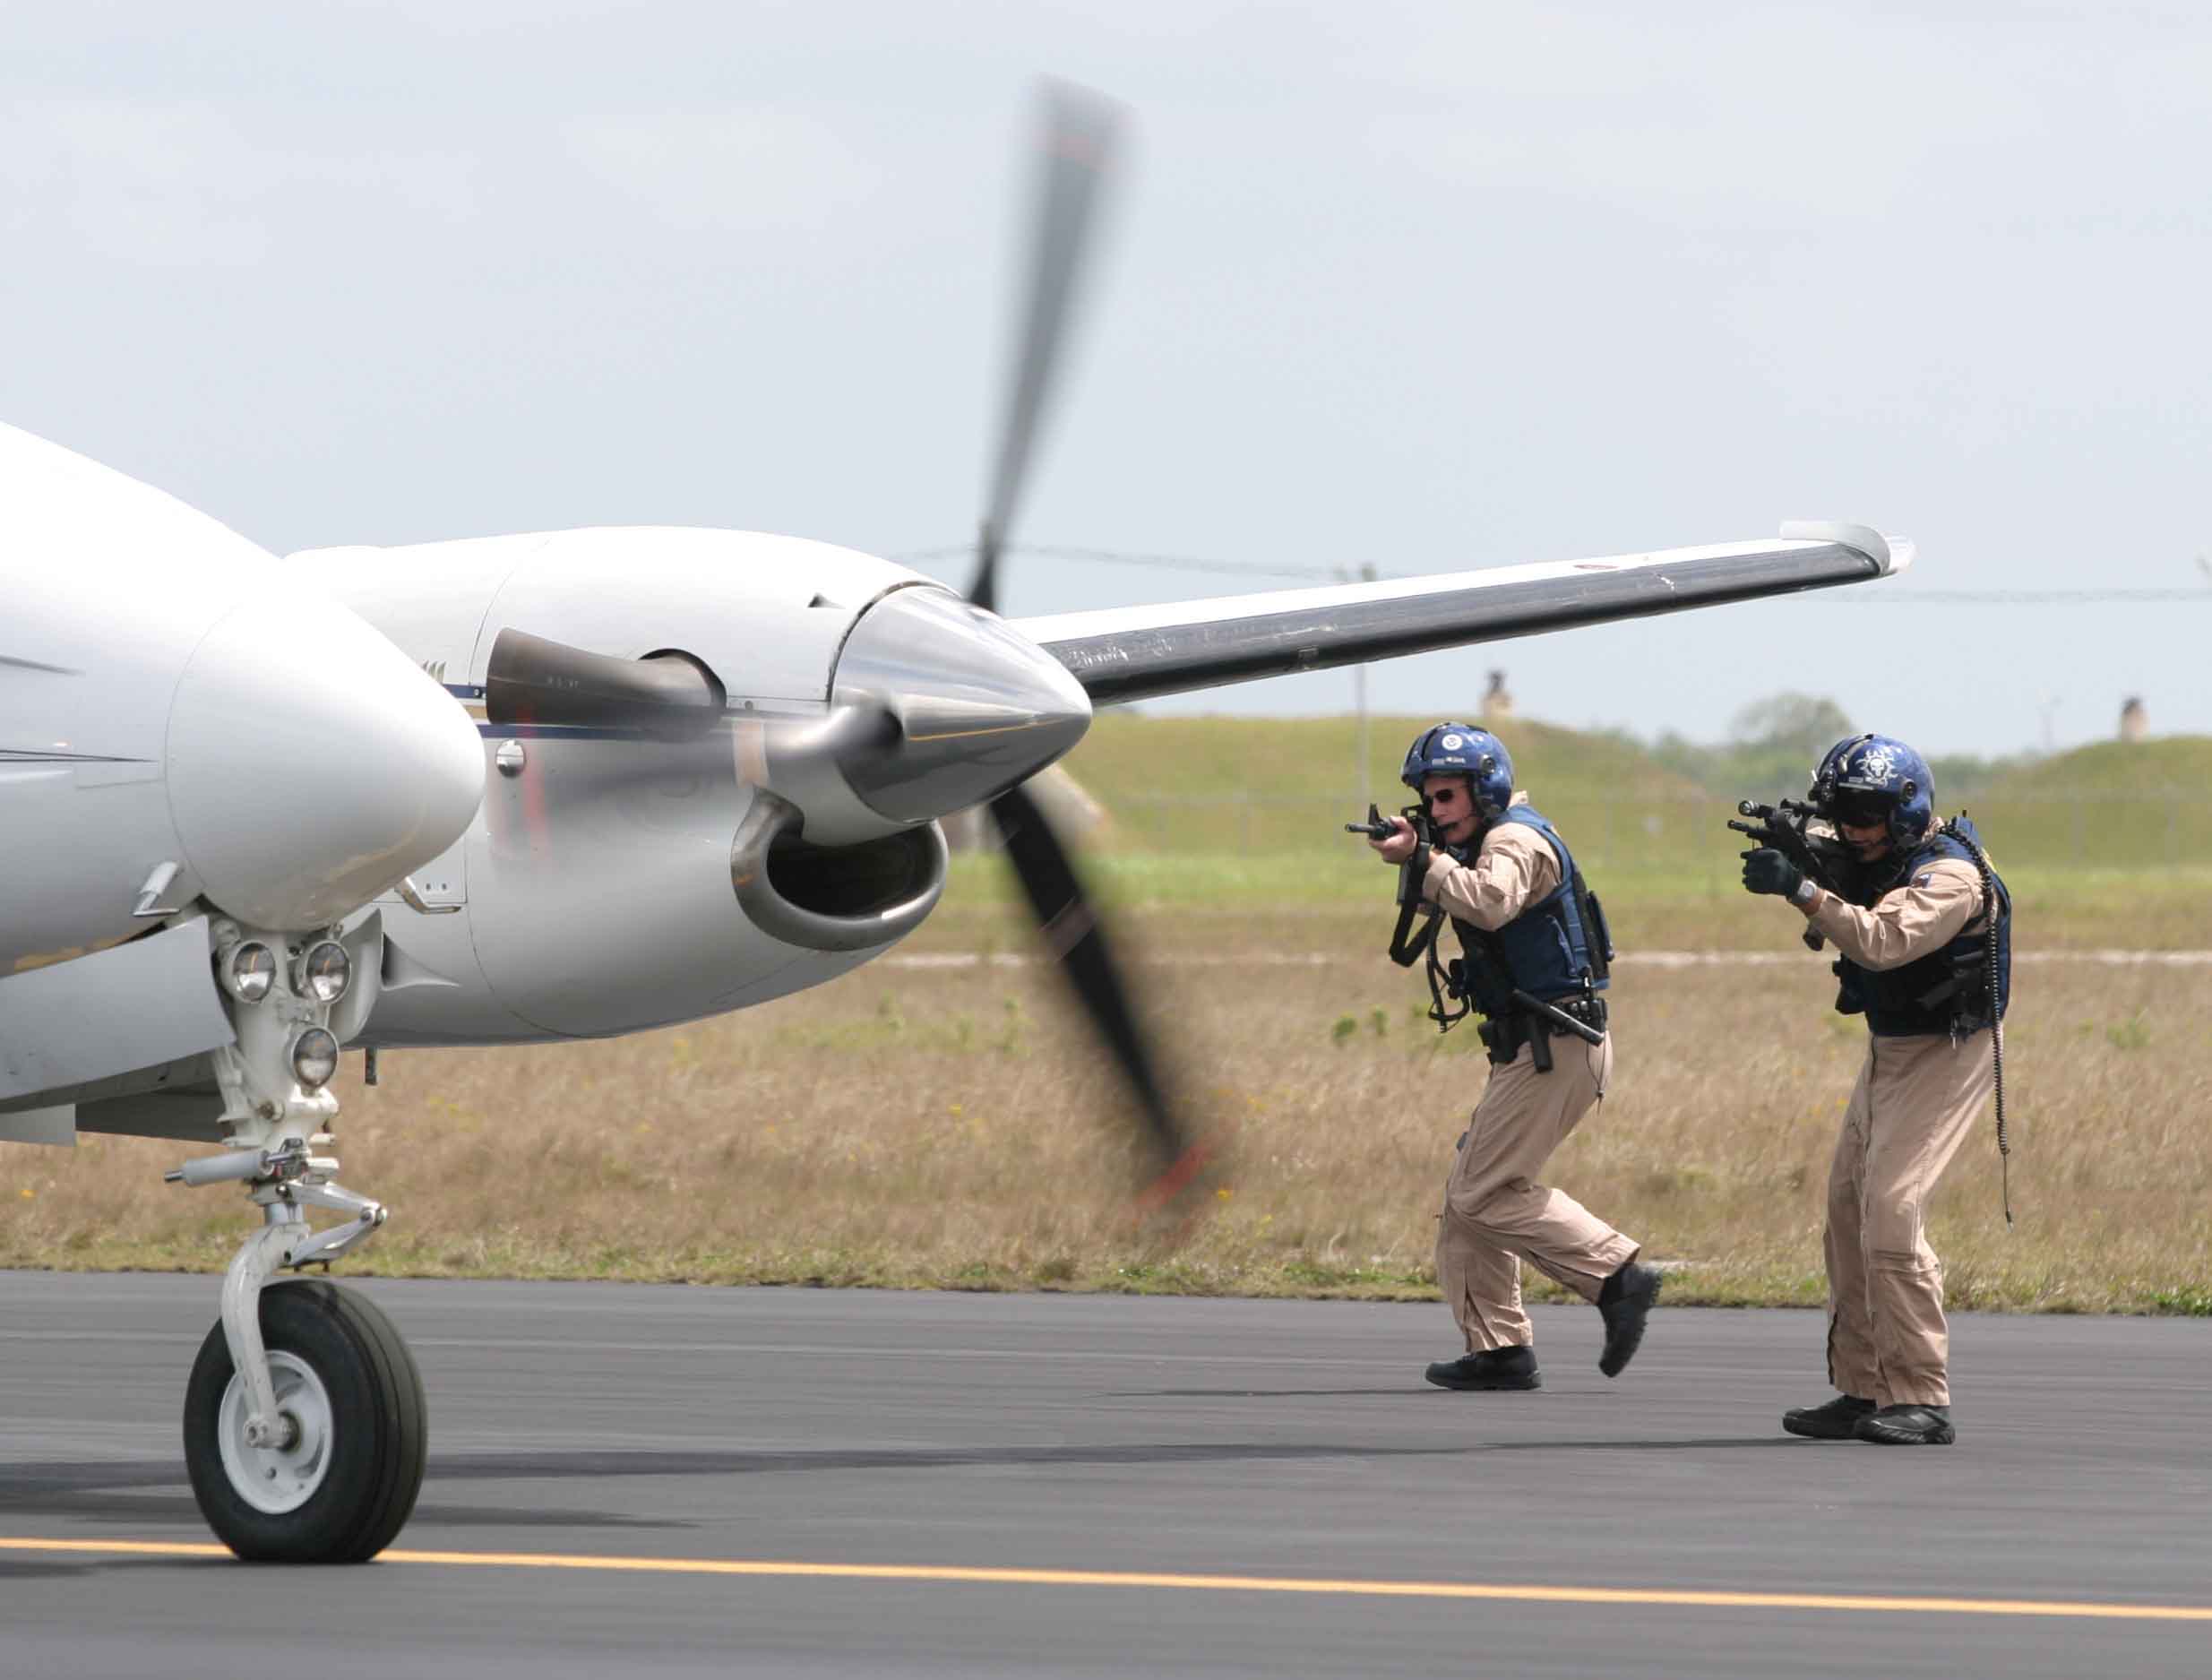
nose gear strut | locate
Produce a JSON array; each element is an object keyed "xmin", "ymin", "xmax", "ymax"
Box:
[{"xmin": 173, "ymin": 1136, "xmax": 388, "ymax": 1449}]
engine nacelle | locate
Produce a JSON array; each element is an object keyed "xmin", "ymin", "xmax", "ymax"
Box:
[{"xmin": 300, "ymin": 525, "xmax": 1085, "ymax": 1045}]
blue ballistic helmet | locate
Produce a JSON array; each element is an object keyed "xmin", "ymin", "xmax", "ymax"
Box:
[
  {"xmin": 1815, "ymin": 733, "xmax": 1934, "ymax": 848},
  {"xmin": 1401, "ymin": 722, "xmax": 1513, "ymax": 817},
  {"xmin": 1808, "ymin": 733, "xmax": 1870, "ymax": 811}
]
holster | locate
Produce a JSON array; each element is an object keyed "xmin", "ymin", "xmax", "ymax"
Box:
[
  {"xmin": 1477, "ymin": 1014, "xmax": 1544, "ymax": 1070},
  {"xmin": 1476, "ymin": 995, "xmax": 1607, "ymax": 1071}
]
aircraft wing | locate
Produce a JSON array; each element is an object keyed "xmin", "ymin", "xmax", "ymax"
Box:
[{"xmin": 1011, "ymin": 521, "xmax": 1908, "ymax": 707}]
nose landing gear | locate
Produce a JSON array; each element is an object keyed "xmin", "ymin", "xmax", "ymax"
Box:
[{"xmin": 169, "ymin": 918, "xmax": 426, "ymax": 1562}]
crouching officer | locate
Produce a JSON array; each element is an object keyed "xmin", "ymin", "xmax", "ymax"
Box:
[
  {"xmin": 1742, "ymin": 733, "xmax": 2010, "ymax": 1446},
  {"xmin": 1371, "ymin": 724, "xmax": 1662, "ymax": 1391}
]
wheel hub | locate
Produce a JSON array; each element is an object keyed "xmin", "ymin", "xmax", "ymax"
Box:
[{"xmin": 217, "ymin": 1350, "xmax": 332, "ymax": 1513}]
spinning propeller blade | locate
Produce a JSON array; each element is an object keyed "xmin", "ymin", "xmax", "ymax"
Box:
[
  {"xmin": 966, "ymin": 84, "xmax": 1208, "ymax": 1203},
  {"xmin": 969, "ymin": 81, "xmax": 1122, "ymax": 617},
  {"xmin": 985, "ymin": 781, "xmax": 1204, "ymax": 1196},
  {"xmin": 478, "ymin": 82, "xmax": 1207, "ymax": 1203}
]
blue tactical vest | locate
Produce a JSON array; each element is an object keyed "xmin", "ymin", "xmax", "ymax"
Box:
[
  {"xmin": 1448, "ymin": 806, "xmax": 1608, "ymax": 1012},
  {"xmin": 1838, "ymin": 819, "xmax": 2011, "ymax": 1038}
]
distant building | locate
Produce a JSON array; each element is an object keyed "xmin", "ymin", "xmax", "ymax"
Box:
[
  {"xmin": 1481, "ymin": 668, "xmax": 1515, "ymax": 719},
  {"xmin": 2120, "ymin": 696, "xmax": 2147, "ymax": 743}
]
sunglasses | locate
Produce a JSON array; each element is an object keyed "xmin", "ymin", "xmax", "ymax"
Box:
[
  {"xmin": 1832, "ymin": 797, "xmax": 1891, "ymax": 828},
  {"xmin": 1424, "ymin": 788, "xmax": 1467, "ymax": 808}
]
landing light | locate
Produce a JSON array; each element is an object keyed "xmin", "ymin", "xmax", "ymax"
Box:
[
  {"xmin": 290, "ymin": 1029, "xmax": 340, "ymax": 1091},
  {"xmin": 223, "ymin": 943, "xmax": 276, "ymax": 1003},
  {"xmin": 295, "ymin": 941, "xmax": 351, "ymax": 1005}
]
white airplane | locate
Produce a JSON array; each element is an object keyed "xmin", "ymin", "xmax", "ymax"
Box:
[{"xmin": 0, "ymin": 87, "xmax": 1911, "ymax": 1564}]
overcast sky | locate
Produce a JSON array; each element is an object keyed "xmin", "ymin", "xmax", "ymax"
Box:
[{"xmin": 8, "ymin": 2, "xmax": 2208, "ymax": 757}]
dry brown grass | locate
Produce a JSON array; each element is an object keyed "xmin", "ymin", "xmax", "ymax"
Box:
[{"xmin": 6, "ymin": 916, "xmax": 2208, "ymax": 1315}]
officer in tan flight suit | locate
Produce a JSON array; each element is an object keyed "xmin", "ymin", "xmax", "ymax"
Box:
[
  {"xmin": 1741, "ymin": 734, "xmax": 2010, "ymax": 1446},
  {"xmin": 1372, "ymin": 724, "xmax": 1661, "ymax": 1391}
]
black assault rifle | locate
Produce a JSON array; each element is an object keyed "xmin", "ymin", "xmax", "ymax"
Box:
[
  {"xmin": 1726, "ymin": 797, "xmax": 1855, "ymax": 952},
  {"xmin": 1343, "ymin": 803, "xmax": 1399, "ymax": 841},
  {"xmin": 1346, "ymin": 803, "xmax": 1446, "ymax": 967}
]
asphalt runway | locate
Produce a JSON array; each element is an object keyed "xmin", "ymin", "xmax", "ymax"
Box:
[{"xmin": 4, "ymin": 1273, "xmax": 2208, "ymax": 1678}]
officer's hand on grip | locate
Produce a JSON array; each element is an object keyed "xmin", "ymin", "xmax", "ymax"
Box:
[
  {"xmin": 1372, "ymin": 815, "xmax": 1419, "ymax": 866},
  {"xmin": 1740, "ymin": 847, "xmax": 1806, "ymax": 899}
]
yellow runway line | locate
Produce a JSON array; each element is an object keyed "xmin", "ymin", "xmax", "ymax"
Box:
[{"xmin": 3, "ymin": 1538, "xmax": 2208, "ymax": 1623}]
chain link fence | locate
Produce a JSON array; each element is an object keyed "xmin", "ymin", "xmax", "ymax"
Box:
[{"xmin": 1082, "ymin": 793, "xmax": 2211, "ymax": 874}]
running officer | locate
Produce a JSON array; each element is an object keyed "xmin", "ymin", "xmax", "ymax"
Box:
[{"xmin": 1371, "ymin": 723, "xmax": 1662, "ymax": 1391}]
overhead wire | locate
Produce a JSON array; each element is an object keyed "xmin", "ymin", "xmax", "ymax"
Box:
[
  {"xmin": 890, "ymin": 541, "xmax": 2212, "ymax": 602},
  {"xmin": 892, "ymin": 541, "xmax": 1367, "ymax": 582}
]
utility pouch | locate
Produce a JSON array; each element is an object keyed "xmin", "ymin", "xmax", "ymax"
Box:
[
  {"xmin": 1577, "ymin": 878, "xmax": 1615, "ymax": 981},
  {"xmin": 1831, "ymin": 958, "xmax": 1867, "ymax": 1017},
  {"xmin": 1928, "ymin": 943, "xmax": 1995, "ymax": 1032}
]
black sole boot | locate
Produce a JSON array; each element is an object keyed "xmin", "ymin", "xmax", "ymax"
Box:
[
  {"xmin": 1855, "ymin": 1404, "xmax": 1955, "ymax": 1445},
  {"xmin": 1597, "ymin": 1262, "xmax": 1661, "ymax": 1378},
  {"xmin": 1783, "ymin": 1394, "xmax": 1877, "ymax": 1439},
  {"xmin": 1424, "ymin": 1346, "xmax": 1541, "ymax": 1391}
]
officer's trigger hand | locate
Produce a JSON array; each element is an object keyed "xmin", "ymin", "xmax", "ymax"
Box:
[
  {"xmin": 1373, "ymin": 817, "xmax": 1418, "ymax": 866},
  {"xmin": 1740, "ymin": 847, "xmax": 1804, "ymax": 899}
]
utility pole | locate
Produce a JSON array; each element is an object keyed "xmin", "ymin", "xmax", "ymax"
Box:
[
  {"xmin": 1352, "ymin": 563, "xmax": 1376, "ymax": 807},
  {"xmin": 2036, "ymin": 693, "xmax": 2062, "ymax": 755}
]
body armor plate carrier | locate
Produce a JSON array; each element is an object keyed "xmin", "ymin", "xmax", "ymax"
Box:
[
  {"xmin": 1833, "ymin": 817, "xmax": 2010, "ymax": 1038},
  {"xmin": 1440, "ymin": 807, "xmax": 1614, "ymax": 1067}
]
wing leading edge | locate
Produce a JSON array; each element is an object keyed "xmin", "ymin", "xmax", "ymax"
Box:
[{"xmin": 1012, "ymin": 521, "xmax": 1910, "ymax": 707}]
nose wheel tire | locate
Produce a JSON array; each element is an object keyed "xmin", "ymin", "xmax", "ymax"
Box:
[{"xmin": 183, "ymin": 1279, "xmax": 426, "ymax": 1562}]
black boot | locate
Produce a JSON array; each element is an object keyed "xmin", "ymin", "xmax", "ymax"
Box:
[
  {"xmin": 1855, "ymin": 1403, "xmax": 1955, "ymax": 1445},
  {"xmin": 1782, "ymin": 1393, "xmax": 1876, "ymax": 1440},
  {"xmin": 1597, "ymin": 1262, "xmax": 1661, "ymax": 1378},
  {"xmin": 1424, "ymin": 1345, "xmax": 1541, "ymax": 1391}
]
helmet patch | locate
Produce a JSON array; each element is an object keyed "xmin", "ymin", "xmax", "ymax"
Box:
[
  {"xmin": 1441, "ymin": 733, "xmax": 1465, "ymax": 751},
  {"xmin": 1858, "ymin": 745, "xmax": 1898, "ymax": 785}
]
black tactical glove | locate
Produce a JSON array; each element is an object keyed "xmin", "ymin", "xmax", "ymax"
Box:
[{"xmin": 1741, "ymin": 847, "xmax": 1805, "ymax": 899}]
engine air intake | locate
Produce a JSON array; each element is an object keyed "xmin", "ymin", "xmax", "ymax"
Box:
[{"xmin": 730, "ymin": 791, "xmax": 946, "ymax": 953}]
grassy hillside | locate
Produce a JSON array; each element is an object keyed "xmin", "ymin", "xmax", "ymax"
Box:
[
  {"xmin": 1039, "ymin": 715, "xmax": 2212, "ymax": 879},
  {"xmin": 1059, "ymin": 712, "xmax": 1715, "ymax": 869},
  {"xmin": 1985, "ymin": 736, "xmax": 2212, "ymax": 801},
  {"xmin": 1062, "ymin": 712, "xmax": 1704, "ymax": 810},
  {"xmin": 1968, "ymin": 737, "xmax": 2212, "ymax": 870}
]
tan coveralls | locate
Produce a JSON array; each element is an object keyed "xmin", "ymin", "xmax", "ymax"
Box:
[
  {"xmin": 1423, "ymin": 820, "xmax": 1639, "ymax": 1354},
  {"xmin": 1802, "ymin": 858, "xmax": 1998, "ymax": 1408}
]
